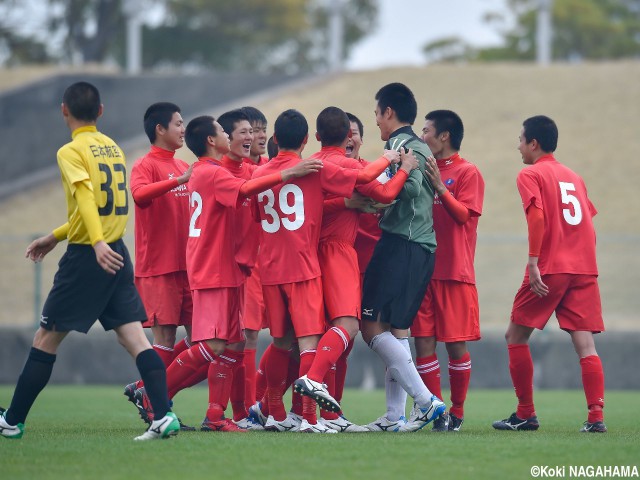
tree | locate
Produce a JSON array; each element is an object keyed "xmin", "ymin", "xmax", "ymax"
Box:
[
  {"xmin": 477, "ymin": 0, "xmax": 640, "ymax": 61},
  {"xmin": 0, "ymin": 0, "xmax": 377, "ymax": 72},
  {"xmin": 420, "ymin": 0, "xmax": 640, "ymax": 64},
  {"xmin": 143, "ymin": 0, "xmax": 377, "ymax": 73}
]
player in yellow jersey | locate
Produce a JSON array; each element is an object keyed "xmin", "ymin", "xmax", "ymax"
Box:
[{"xmin": 0, "ymin": 82, "xmax": 179, "ymax": 441}]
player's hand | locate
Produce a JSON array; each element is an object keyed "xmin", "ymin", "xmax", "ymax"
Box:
[
  {"xmin": 345, "ymin": 192, "xmax": 375, "ymax": 211},
  {"xmin": 383, "ymin": 149, "xmax": 400, "ymax": 165},
  {"xmin": 93, "ymin": 241, "xmax": 124, "ymax": 275},
  {"xmin": 178, "ymin": 163, "xmax": 194, "ymax": 185},
  {"xmin": 424, "ymin": 155, "xmax": 447, "ymax": 195},
  {"xmin": 284, "ymin": 158, "xmax": 323, "ymax": 179},
  {"xmin": 400, "ymin": 148, "xmax": 419, "ymax": 173},
  {"xmin": 25, "ymin": 234, "xmax": 59, "ymax": 263},
  {"xmin": 527, "ymin": 259, "xmax": 549, "ymax": 297}
]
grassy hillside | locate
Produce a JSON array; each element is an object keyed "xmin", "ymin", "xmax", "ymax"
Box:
[{"xmin": 1, "ymin": 62, "xmax": 638, "ymax": 328}]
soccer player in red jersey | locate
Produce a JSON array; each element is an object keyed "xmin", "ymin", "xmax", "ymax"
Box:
[
  {"xmin": 253, "ymin": 109, "xmax": 401, "ymax": 433},
  {"xmin": 238, "ymin": 106, "xmax": 271, "ymax": 412},
  {"xmin": 215, "ymin": 108, "xmax": 262, "ymax": 427},
  {"xmin": 492, "ymin": 115, "xmax": 607, "ymax": 433},
  {"xmin": 411, "ymin": 110, "xmax": 485, "ymax": 432},
  {"xmin": 123, "ymin": 103, "xmax": 195, "ymax": 428},
  {"xmin": 295, "ymin": 107, "xmax": 418, "ymax": 433},
  {"xmin": 160, "ymin": 115, "xmax": 321, "ymax": 432}
]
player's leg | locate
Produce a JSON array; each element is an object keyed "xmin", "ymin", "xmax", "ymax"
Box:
[
  {"xmin": 492, "ymin": 321, "xmax": 538, "ymax": 431},
  {"xmin": 560, "ymin": 275, "xmax": 606, "ymax": 432},
  {"xmin": 1, "ymin": 328, "xmax": 67, "ymax": 439}
]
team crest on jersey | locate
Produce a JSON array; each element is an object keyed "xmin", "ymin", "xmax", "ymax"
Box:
[{"xmin": 445, "ymin": 178, "xmax": 454, "ymax": 187}]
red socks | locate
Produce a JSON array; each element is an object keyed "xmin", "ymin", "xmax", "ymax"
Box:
[
  {"xmin": 243, "ymin": 348, "xmax": 257, "ymax": 410},
  {"xmin": 230, "ymin": 351, "xmax": 248, "ymax": 421},
  {"xmin": 334, "ymin": 339, "xmax": 354, "ymax": 404},
  {"xmin": 299, "ymin": 349, "xmax": 317, "ymax": 423},
  {"xmin": 320, "ymin": 365, "xmax": 339, "ymax": 421},
  {"xmin": 172, "ymin": 337, "xmax": 191, "ymax": 358},
  {"xmin": 580, "ymin": 355, "xmax": 605, "ymax": 423},
  {"xmin": 166, "ymin": 343, "xmax": 211, "ymax": 397},
  {"xmin": 152, "ymin": 344, "xmax": 174, "ymax": 368},
  {"xmin": 206, "ymin": 349, "xmax": 244, "ymax": 422},
  {"xmin": 255, "ymin": 344, "xmax": 270, "ymax": 403},
  {"xmin": 448, "ymin": 353, "xmax": 471, "ymax": 418},
  {"xmin": 508, "ymin": 344, "xmax": 536, "ymax": 419},
  {"xmin": 307, "ymin": 327, "xmax": 350, "ymax": 383},
  {"xmin": 416, "ymin": 354, "xmax": 443, "ymax": 401},
  {"xmin": 265, "ymin": 345, "xmax": 291, "ymax": 421}
]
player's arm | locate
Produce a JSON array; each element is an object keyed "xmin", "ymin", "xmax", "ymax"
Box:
[
  {"xmin": 25, "ymin": 222, "xmax": 69, "ymax": 263},
  {"xmin": 239, "ymin": 158, "xmax": 323, "ymax": 196},
  {"xmin": 424, "ymin": 155, "xmax": 470, "ymax": 224},
  {"xmin": 525, "ymin": 204, "xmax": 548, "ymax": 297},
  {"xmin": 132, "ymin": 163, "xmax": 193, "ymax": 206},
  {"xmin": 74, "ymin": 182, "xmax": 124, "ymax": 275},
  {"xmin": 357, "ymin": 149, "xmax": 418, "ymax": 203},
  {"xmin": 355, "ymin": 150, "xmax": 400, "ymax": 184}
]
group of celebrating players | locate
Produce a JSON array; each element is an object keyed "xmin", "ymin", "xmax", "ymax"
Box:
[{"xmin": 0, "ymin": 79, "xmax": 607, "ymax": 441}]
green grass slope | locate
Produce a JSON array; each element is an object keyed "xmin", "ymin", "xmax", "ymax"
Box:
[{"xmin": 1, "ymin": 62, "xmax": 638, "ymax": 327}]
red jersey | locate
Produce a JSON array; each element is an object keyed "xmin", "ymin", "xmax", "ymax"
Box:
[
  {"xmin": 243, "ymin": 156, "xmax": 269, "ymax": 167},
  {"xmin": 221, "ymin": 156, "xmax": 261, "ymax": 270},
  {"xmin": 252, "ymin": 150, "xmax": 358, "ymax": 285},
  {"xmin": 317, "ymin": 147, "xmax": 362, "ymax": 244},
  {"xmin": 516, "ymin": 154, "xmax": 598, "ymax": 276},
  {"xmin": 130, "ymin": 146, "xmax": 190, "ymax": 277},
  {"xmin": 354, "ymin": 212, "xmax": 382, "ymax": 273},
  {"xmin": 186, "ymin": 158, "xmax": 246, "ymax": 289},
  {"xmin": 432, "ymin": 154, "xmax": 484, "ymax": 283}
]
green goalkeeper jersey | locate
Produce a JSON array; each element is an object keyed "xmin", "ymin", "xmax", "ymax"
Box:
[{"xmin": 379, "ymin": 126, "xmax": 437, "ymax": 252}]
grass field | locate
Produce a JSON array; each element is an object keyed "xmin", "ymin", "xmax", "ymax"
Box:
[{"xmin": 1, "ymin": 387, "xmax": 638, "ymax": 479}]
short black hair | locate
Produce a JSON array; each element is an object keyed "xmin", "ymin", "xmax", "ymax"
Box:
[
  {"xmin": 375, "ymin": 82, "xmax": 417, "ymax": 124},
  {"xmin": 143, "ymin": 102, "xmax": 181, "ymax": 144},
  {"xmin": 241, "ymin": 106, "xmax": 267, "ymax": 126},
  {"xmin": 346, "ymin": 112, "xmax": 364, "ymax": 138},
  {"xmin": 425, "ymin": 110, "xmax": 464, "ymax": 150},
  {"xmin": 273, "ymin": 109, "xmax": 308, "ymax": 150},
  {"xmin": 316, "ymin": 106, "xmax": 350, "ymax": 147},
  {"xmin": 62, "ymin": 82, "xmax": 101, "ymax": 122},
  {"xmin": 522, "ymin": 115, "xmax": 558, "ymax": 153},
  {"xmin": 217, "ymin": 109, "xmax": 250, "ymax": 140},
  {"xmin": 267, "ymin": 135, "xmax": 279, "ymax": 159},
  {"xmin": 185, "ymin": 115, "xmax": 217, "ymax": 158}
]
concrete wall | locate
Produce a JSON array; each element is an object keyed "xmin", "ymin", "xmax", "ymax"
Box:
[
  {"xmin": 0, "ymin": 72, "xmax": 301, "ymax": 198},
  {"xmin": 0, "ymin": 327, "xmax": 637, "ymax": 389}
]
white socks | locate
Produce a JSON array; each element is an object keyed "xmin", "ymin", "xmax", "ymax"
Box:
[
  {"xmin": 384, "ymin": 336, "xmax": 409, "ymax": 421},
  {"xmin": 370, "ymin": 331, "xmax": 432, "ymax": 408}
]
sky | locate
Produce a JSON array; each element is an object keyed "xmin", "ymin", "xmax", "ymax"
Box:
[{"xmin": 346, "ymin": 0, "xmax": 510, "ymax": 70}]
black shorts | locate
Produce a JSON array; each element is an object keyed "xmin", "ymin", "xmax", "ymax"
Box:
[
  {"xmin": 41, "ymin": 240, "xmax": 146, "ymax": 333},
  {"xmin": 361, "ymin": 232, "xmax": 435, "ymax": 329}
]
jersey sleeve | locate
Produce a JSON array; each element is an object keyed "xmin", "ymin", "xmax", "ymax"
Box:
[
  {"xmin": 129, "ymin": 158, "xmax": 153, "ymax": 195},
  {"xmin": 516, "ymin": 168, "xmax": 543, "ymax": 212},
  {"xmin": 320, "ymin": 160, "xmax": 358, "ymax": 198},
  {"xmin": 57, "ymin": 145, "xmax": 91, "ymax": 196},
  {"xmin": 213, "ymin": 168, "xmax": 245, "ymax": 208},
  {"xmin": 456, "ymin": 165, "xmax": 485, "ymax": 216}
]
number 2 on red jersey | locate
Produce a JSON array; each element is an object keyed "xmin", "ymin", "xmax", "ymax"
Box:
[{"xmin": 258, "ymin": 184, "xmax": 305, "ymax": 233}]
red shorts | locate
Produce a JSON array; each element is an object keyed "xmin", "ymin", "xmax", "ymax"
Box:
[
  {"xmin": 191, "ymin": 287, "xmax": 244, "ymax": 344},
  {"xmin": 135, "ymin": 271, "xmax": 192, "ymax": 328},
  {"xmin": 411, "ymin": 280, "xmax": 480, "ymax": 342},
  {"xmin": 242, "ymin": 265, "xmax": 267, "ymax": 331},
  {"xmin": 511, "ymin": 274, "xmax": 604, "ymax": 332},
  {"xmin": 319, "ymin": 241, "xmax": 361, "ymax": 321},
  {"xmin": 262, "ymin": 277, "xmax": 325, "ymax": 339}
]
